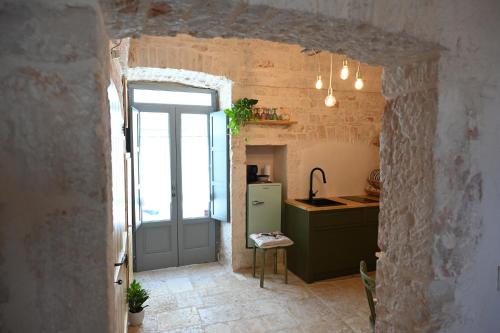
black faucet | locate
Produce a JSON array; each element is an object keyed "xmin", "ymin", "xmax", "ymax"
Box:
[{"xmin": 309, "ymin": 167, "xmax": 327, "ymax": 202}]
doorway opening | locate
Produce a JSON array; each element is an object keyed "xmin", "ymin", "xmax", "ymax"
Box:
[
  {"xmin": 104, "ymin": 6, "xmax": 441, "ymax": 331},
  {"xmin": 129, "ymin": 82, "xmax": 223, "ymax": 271}
]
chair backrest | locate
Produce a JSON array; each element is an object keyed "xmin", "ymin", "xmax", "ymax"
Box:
[{"xmin": 360, "ymin": 260, "xmax": 376, "ymax": 330}]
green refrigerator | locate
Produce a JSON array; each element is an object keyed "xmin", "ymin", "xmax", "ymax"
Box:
[{"xmin": 246, "ymin": 183, "xmax": 282, "ymax": 247}]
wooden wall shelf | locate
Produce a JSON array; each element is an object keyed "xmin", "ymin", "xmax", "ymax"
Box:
[{"xmin": 247, "ymin": 120, "xmax": 297, "ymax": 126}]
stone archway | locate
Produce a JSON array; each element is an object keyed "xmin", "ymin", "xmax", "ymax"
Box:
[
  {"xmin": 5, "ymin": 1, "xmax": 495, "ymax": 332},
  {"xmin": 101, "ymin": 1, "xmax": 444, "ymax": 332},
  {"xmin": 127, "ymin": 67, "xmax": 233, "ymax": 109}
]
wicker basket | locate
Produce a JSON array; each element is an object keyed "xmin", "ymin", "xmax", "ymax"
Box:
[
  {"xmin": 365, "ymin": 186, "xmax": 381, "ymax": 197},
  {"xmin": 367, "ymin": 169, "xmax": 381, "ymax": 190}
]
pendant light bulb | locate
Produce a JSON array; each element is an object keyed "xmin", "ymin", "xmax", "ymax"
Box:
[
  {"xmin": 315, "ymin": 75, "xmax": 323, "ymax": 89},
  {"xmin": 325, "ymin": 89, "xmax": 336, "ymax": 107},
  {"xmin": 355, "ymin": 78, "xmax": 364, "ymax": 90},
  {"xmin": 325, "ymin": 54, "xmax": 336, "ymax": 108},
  {"xmin": 340, "ymin": 59, "xmax": 349, "ymax": 80},
  {"xmin": 354, "ymin": 62, "xmax": 363, "ymax": 90},
  {"xmin": 314, "ymin": 53, "xmax": 323, "ymax": 90}
]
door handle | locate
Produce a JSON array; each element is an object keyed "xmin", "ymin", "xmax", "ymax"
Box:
[
  {"xmin": 114, "ymin": 254, "xmax": 128, "ymax": 267},
  {"xmin": 252, "ymin": 201, "xmax": 264, "ymax": 205},
  {"xmin": 114, "ymin": 279, "xmax": 123, "ymax": 285}
]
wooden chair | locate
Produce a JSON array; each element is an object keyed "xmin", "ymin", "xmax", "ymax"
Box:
[{"xmin": 360, "ymin": 260, "xmax": 376, "ymax": 331}]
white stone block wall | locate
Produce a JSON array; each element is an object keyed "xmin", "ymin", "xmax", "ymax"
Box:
[
  {"xmin": 1, "ymin": 0, "xmax": 498, "ymax": 332},
  {"xmin": 128, "ymin": 35, "xmax": 385, "ymax": 270}
]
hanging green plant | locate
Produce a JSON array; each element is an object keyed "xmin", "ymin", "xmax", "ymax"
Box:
[{"xmin": 224, "ymin": 98, "xmax": 258, "ymax": 135}]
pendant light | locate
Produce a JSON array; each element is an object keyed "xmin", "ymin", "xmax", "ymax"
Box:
[
  {"xmin": 340, "ymin": 58, "xmax": 349, "ymax": 80},
  {"xmin": 315, "ymin": 53, "xmax": 323, "ymax": 89},
  {"xmin": 325, "ymin": 54, "xmax": 336, "ymax": 107},
  {"xmin": 354, "ymin": 62, "xmax": 364, "ymax": 90}
]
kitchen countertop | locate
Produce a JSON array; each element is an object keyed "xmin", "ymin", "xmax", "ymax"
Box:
[{"xmin": 285, "ymin": 195, "xmax": 380, "ymax": 212}]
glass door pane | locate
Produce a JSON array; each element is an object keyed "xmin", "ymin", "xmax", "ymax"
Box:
[
  {"xmin": 180, "ymin": 113, "xmax": 210, "ymax": 218},
  {"xmin": 139, "ymin": 112, "xmax": 172, "ymax": 222}
]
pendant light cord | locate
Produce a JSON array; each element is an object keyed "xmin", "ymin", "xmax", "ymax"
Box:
[
  {"xmin": 318, "ymin": 52, "xmax": 321, "ymax": 73},
  {"xmin": 328, "ymin": 54, "xmax": 333, "ymax": 94}
]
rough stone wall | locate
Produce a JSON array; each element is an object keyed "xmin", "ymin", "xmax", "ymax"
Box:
[
  {"xmin": 106, "ymin": 1, "xmax": 500, "ymax": 331},
  {"xmin": 101, "ymin": 0, "xmax": 439, "ymax": 66},
  {"xmin": 377, "ymin": 59, "xmax": 438, "ymax": 332},
  {"xmin": 128, "ymin": 35, "xmax": 385, "ymax": 269},
  {"xmin": 0, "ymin": 1, "xmax": 114, "ymax": 333},
  {"xmin": 368, "ymin": 1, "xmax": 500, "ymax": 332},
  {"xmin": 1, "ymin": 0, "xmax": 497, "ymax": 332}
]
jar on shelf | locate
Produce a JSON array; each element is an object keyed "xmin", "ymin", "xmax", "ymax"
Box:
[
  {"xmin": 271, "ymin": 108, "xmax": 278, "ymax": 120},
  {"xmin": 262, "ymin": 108, "xmax": 269, "ymax": 120},
  {"xmin": 253, "ymin": 107, "xmax": 261, "ymax": 120}
]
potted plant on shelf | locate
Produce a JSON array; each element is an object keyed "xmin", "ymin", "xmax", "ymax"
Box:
[
  {"xmin": 127, "ymin": 280, "xmax": 150, "ymax": 326},
  {"xmin": 224, "ymin": 97, "xmax": 258, "ymax": 135}
]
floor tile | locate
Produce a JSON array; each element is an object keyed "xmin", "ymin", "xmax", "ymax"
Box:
[
  {"xmin": 129, "ymin": 262, "xmax": 372, "ymax": 333},
  {"xmin": 157, "ymin": 307, "xmax": 201, "ymax": 330},
  {"xmin": 159, "ymin": 325, "xmax": 204, "ymax": 333},
  {"xmin": 165, "ymin": 277, "xmax": 194, "ymax": 293},
  {"xmin": 198, "ymin": 304, "xmax": 243, "ymax": 324},
  {"xmin": 174, "ymin": 291, "xmax": 204, "ymax": 309}
]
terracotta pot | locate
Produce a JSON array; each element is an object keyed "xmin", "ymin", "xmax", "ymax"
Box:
[{"xmin": 128, "ymin": 310, "xmax": 145, "ymax": 326}]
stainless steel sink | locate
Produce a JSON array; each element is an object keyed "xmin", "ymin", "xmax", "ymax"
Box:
[{"xmin": 296, "ymin": 198, "xmax": 346, "ymax": 207}]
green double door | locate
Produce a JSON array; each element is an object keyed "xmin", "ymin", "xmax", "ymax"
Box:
[{"xmin": 129, "ymin": 84, "xmax": 229, "ymax": 271}]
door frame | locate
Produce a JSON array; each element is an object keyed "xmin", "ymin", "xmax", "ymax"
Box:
[{"xmin": 128, "ymin": 82, "xmax": 218, "ymax": 271}]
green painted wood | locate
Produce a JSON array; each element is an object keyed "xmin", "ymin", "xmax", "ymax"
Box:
[
  {"xmin": 260, "ymin": 249, "xmax": 265, "ymax": 288},
  {"xmin": 284, "ymin": 248, "xmax": 288, "ymax": 284},
  {"xmin": 252, "ymin": 245, "xmax": 256, "ymax": 278},
  {"xmin": 284, "ymin": 203, "xmax": 379, "ymax": 283},
  {"xmin": 273, "ymin": 248, "xmax": 278, "ymax": 274},
  {"xmin": 209, "ymin": 110, "xmax": 230, "ymax": 222},
  {"xmin": 360, "ymin": 260, "xmax": 376, "ymax": 331},
  {"xmin": 284, "ymin": 205, "xmax": 313, "ymax": 282},
  {"xmin": 253, "ymin": 246, "xmax": 291, "ymax": 287}
]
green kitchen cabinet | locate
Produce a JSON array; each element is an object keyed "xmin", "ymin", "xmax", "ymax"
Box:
[{"xmin": 284, "ymin": 204, "xmax": 379, "ymax": 283}]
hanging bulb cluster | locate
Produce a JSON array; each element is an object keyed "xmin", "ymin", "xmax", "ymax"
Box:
[
  {"xmin": 312, "ymin": 53, "xmax": 364, "ymax": 109},
  {"xmin": 325, "ymin": 54, "xmax": 336, "ymax": 107},
  {"xmin": 355, "ymin": 62, "xmax": 364, "ymax": 90}
]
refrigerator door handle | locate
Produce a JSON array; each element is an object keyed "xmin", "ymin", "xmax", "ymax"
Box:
[{"xmin": 252, "ymin": 200, "xmax": 264, "ymax": 205}]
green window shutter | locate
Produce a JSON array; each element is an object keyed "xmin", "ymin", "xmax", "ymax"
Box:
[{"xmin": 209, "ymin": 110, "xmax": 230, "ymax": 222}]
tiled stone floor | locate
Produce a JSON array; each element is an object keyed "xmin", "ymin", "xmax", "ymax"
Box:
[{"xmin": 128, "ymin": 262, "xmax": 372, "ymax": 333}]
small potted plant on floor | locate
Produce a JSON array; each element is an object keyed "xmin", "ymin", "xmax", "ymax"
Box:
[{"xmin": 127, "ymin": 280, "xmax": 150, "ymax": 326}]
